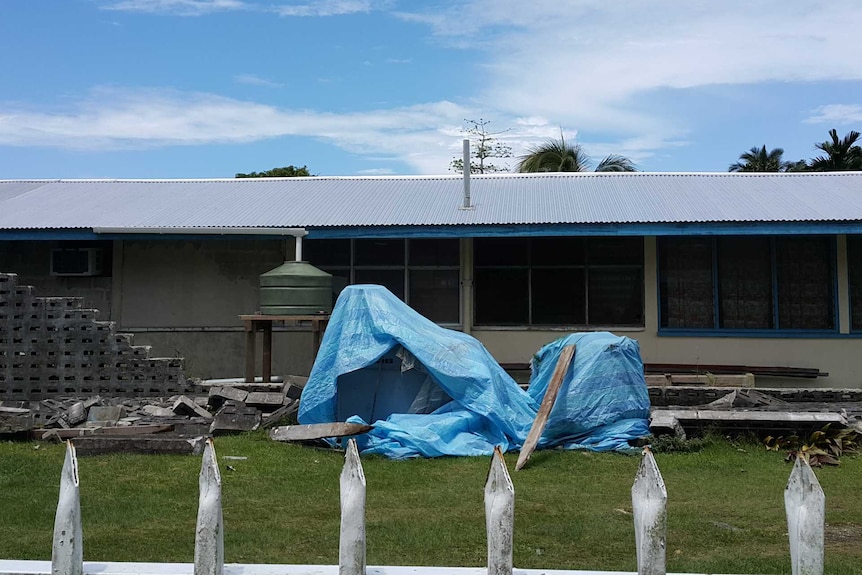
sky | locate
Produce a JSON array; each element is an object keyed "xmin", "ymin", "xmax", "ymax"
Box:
[{"xmin": 1, "ymin": 0, "xmax": 861, "ymax": 178}]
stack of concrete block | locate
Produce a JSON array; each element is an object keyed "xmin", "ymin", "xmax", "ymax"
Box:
[{"xmin": 0, "ymin": 272, "xmax": 191, "ymax": 400}]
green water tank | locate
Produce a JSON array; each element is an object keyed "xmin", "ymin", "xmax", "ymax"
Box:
[{"xmin": 259, "ymin": 261, "xmax": 333, "ymax": 316}]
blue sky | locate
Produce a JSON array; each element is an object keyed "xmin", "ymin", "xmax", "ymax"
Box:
[{"xmin": 1, "ymin": 0, "xmax": 861, "ymax": 178}]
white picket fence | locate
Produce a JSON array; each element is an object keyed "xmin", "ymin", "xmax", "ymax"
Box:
[{"xmin": 0, "ymin": 439, "xmax": 826, "ymax": 575}]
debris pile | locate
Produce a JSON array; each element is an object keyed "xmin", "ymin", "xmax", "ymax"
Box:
[{"xmin": 0, "ymin": 376, "xmax": 306, "ymax": 454}]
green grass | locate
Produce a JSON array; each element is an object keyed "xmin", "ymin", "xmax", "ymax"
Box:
[{"xmin": 1, "ymin": 433, "xmax": 861, "ymax": 574}]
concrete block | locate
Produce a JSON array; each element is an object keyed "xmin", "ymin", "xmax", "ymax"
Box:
[
  {"xmin": 72, "ymin": 435, "xmax": 206, "ymax": 456},
  {"xmin": 210, "ymin": 402, "xmax": 261, "ymax": 435},
  {"xmin": 173, "ymin": 395, "xmax": 213, "ymax": 419},
  {"xmin": 87, "ymin": 405, "xmax": 125, "ymax": 426},
  {"xmin": 141, "ymin": 405, "xmax": 175, "ymax": 418},
  {"xmin": 245, "ymin": 392, "xmax": 285, "ymax": 408}
]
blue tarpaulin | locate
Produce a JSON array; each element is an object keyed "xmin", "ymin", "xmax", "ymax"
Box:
[
  {"xmin": 297, "ymin": 285, "xmax": 649, "ymax": 458},
  {"xmin": 527, "ymin": 332, "xmax": 651, "ymax": 452}
]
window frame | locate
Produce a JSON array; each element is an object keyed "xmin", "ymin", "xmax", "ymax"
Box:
[
  {"xmin": 658, "ymin": 235, "xmax": 839, "ymax": 337},
  {"xmin": 473, "ymin": 236, "xmax": 645, "ymax": 328},
  {"xmin": 305, "ymin": 238, "xmax": 462, "ymax": 326}
]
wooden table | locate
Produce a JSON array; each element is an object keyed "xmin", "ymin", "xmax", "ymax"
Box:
[{"xmin": 240, "ymin": 314, "xmax": 330, "ymax": 383}]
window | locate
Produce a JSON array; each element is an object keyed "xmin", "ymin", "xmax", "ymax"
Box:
[
  {"xmin": 659, "ymin": 236, "xmax": 835, "ymax": 331},
  {"xmin": 303, "ymin": 238, "xmax": 460, "ymax": 324},
  {"xmin": 847, "ymin": 236, "xmax": 862, "ymax": 331},
  {"xmin": 473, "ymin": 236, "xmax": 644, "ymax": 326}
]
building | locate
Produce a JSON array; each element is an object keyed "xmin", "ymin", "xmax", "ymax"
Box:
[{"xmin": 2, "ymin": 172, "xmax": 861, "ymax": 388}]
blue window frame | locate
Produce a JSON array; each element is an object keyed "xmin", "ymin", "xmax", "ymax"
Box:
[{"xmin": 658, "ymin": 236, "xmax": 837, "ymax": 335}]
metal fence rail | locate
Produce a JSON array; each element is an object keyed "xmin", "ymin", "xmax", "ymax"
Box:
[{"xmin": 0, "ymin": 439, "xmax": 827, "ymax": 575}]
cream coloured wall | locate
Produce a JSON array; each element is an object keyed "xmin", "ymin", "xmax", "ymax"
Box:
[{"xmin": 471, "ymin": 235, "xmax": 862, "ymax": 389}]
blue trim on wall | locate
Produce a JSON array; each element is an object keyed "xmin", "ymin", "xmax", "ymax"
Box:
[
  {"xmin": 305, "ymin": 222, "xmax": 862, "ymax": 239},
  {"xmin": 5, "ymin": 221, "xmax": 862, "ymax": 240},
  {"xmin": 658, "ymin": 328, "xmax": 857, "ymax": 339}
]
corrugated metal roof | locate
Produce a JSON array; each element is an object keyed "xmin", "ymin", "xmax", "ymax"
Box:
[{"xmin": 1, "ymin": 172, "xmax": 861, "ymax": 230}]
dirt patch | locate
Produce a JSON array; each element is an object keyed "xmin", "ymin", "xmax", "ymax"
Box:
[{"xmin": 825, "ymin": 523, "xmax": 862, "ymax": 552}]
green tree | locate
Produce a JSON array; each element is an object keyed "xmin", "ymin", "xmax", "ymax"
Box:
[
  {"xmin": 449, "ymin": 118, "xmax": 513, "ymax": 174},
  {"xmin": 236, "ymin": 165, "xmax": 313, "ymax": 178},
  {"xmin": 728, "ymin": 145, "xmax": 797, "ymax": 172},
  {"xmin": 808, "ymin": 129, "xmax": 862, "ymax": 171},
  {"xmin": 516, "ymin": 131, "xmax": 636, "ymax": 173}
]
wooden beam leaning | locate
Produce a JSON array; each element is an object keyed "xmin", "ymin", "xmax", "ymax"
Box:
[
  {"xmin": 631, "ymin": 448, "xmax": 667, "ymax": 575},
  {"xmin": 194, "ymin": 438, "xmax": 224, "ymax": 575},
  {"xmin": 485, "ymin": 446, "xmax": 514, "ymax": 575},
  {"xmin": 785, "ymin": 457, "xmax": 825, "ymax": 575},
  {"xmin": 340, "ymin": 438, "xmax": 366, "ymax": 575},
  {"xmin": 516, "ymin": 344, "xmax": 576, "ymax": 471},
  {"xmin": 52, "ymin": 441, "xmax": 83, "ymax": 575}
]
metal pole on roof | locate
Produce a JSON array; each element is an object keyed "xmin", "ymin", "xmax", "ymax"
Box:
[{"xmin": 462, "ymin": 139, "xmax": 471, "ymax": 209}]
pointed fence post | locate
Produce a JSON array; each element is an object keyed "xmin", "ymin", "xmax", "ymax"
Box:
[
  {"xmin": 52, "ymin": 441, "xmax": 83, "ymax": 575},
  {"xmin": 485, "ymin": 447, "xmax": 514, "ymax": 575},
  {"xmin": 785, "ymin": 457, "xmax": 824, "ymax": 575},
  {"xmin": 340, "ymin": 438, "xmax": 366, "ymax": 575},
  {"xmin": 194, "ymin": 438, "xmax": 224, "ymax": 575},
  {"xmin": 631, "ymin": 448, "xmax": 667, "ymax": 575}
]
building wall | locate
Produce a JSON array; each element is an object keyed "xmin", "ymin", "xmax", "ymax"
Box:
[
  {"xmin": 5, "ymin": 235, "xmax": 861, "ymax": 387},
  {"xmin": 0, "ymin": 241, "xmax": 113, "ymax": 320},
  {"xmin": 114, "ymin": 238, "xmax": 320, "ymax": 379}
]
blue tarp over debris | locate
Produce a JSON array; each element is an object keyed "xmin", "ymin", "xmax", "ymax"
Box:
[
  {"xmin": 527, "ymin": 332, "xmax": 651, "ymax": 452},
  {"xmin": 297, "ymin": 285, "xmax": 649, "ymax": 459}
]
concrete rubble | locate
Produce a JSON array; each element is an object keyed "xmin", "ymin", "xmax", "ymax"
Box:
[{"xmin": 0, "ymin": 376, "xmax": 307, "ymax": 453}]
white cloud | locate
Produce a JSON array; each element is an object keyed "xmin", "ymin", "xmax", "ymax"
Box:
[
  {"xmin": 805, "ymin": 104, "xmax": 862, "ymax": 125},
  {"xmin": 100, "ymin": 0, "xmax": 392, "ymax": 16},
  {"xmin": 398, "ymin": 0, "xmax": 862, "ymax": 152},
  {"xmin": 275, "ymin": 0, "xmax": 390, "ymax": 17},
  {"xmin": 234, "ymin": 74, "xmax": 283, "ymax": 88},
  {"xmin": 357, "ymin": 167, "xmax": 396, "ymax": 175},
  {"xmin": 102, "ymin": 0, "xmax": 247, "ymax": 16},
  {"xmin": 0, "ymin": 87, "xmax": 476, "ymax": 173}
]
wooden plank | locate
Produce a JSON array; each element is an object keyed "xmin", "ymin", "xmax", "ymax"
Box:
[
  {"xmin": 631, "ymin": 448, "xmax": 667, "ymax": 575},
  {"xmin": 654, "ymin": 409, "xmax": 847, "ymax": 425},
  {"xmin": 785, "ymin": 457, "xmax": 824, "ymax": 575},
  {"xmin": 645, "ymin": 373, "xmax": 755, "ymax": 387},
  {"xmin": 37, "ymin": 424, "xmax": 175, "ymax": 440},
  {"xmin": 645, "ymin": 363, "xmax": 826, "ymax": 378},
  {"xmin": 194, "ymin": 439, "xmax": 223, "ymax": 575},
  {"xmin": 339, "ymin": 439, "xmax": 366, "ymax": 575},
  {"xmin": 269, "ymin": 422, "xmax": 373, "ymax": 442},
  {"xmin": 485, "ymin": 446, "xmax": 514, "ymax": 575},
  {"xmin": 516, "ymin": 344, "xmax": 576, "ymax": 471}
]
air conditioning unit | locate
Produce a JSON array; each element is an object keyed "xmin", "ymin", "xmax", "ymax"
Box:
[{"xmin": 50, "ymin": 248, "xmax": 104, "ymax": 276}]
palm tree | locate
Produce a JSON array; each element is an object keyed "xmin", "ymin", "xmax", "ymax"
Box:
[
  {"xmin": 728, "ymin": 145, "xmax": 793, "ymax": 172},
  {"xmin": 516, "ymin": 132, "xmax": 636, "ymax": 173},
  {"xmin": 808, "ymin": 129, "xmax": 862, "ymax": 171}
]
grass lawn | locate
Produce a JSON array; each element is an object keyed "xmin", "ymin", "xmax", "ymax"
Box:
[{"xmin": 1, "ymin": 432, "xmax": 860, "ymax": 574}]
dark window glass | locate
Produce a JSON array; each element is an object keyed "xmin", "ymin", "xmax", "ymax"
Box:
[
  {"xmin": 659, "ymin": 238, "xmax": 715, "ymax": 328},
  {"xmin": 354, "ymin": 269, "xmax": 405, "ymax": 300},
  {"xmin": 776, "ymin": 237, "xmax": 834, "ymax": 329},
  {"xmin": 474, "ymin": 237, "xmax": 529, "ymax": 266},
  {"xmin": 304, "ymin": 239, "xmax": 350, "ymax": 266},
  {"xmin": 718, "ymin": 237, "xmax": 773, "ymax": 329},
  {"xmin": 409, "ymin": 239, "xmax": 459, "ymax": 266},
  {"xmin": 354, "ymin": 239, "xmax": 404, "ymax": 266},
  {"xmin": 588, "ymin": 237, "xmax": 643, "ymax": 265},
  {"xmin": 589, "ymin": 267, "xmax": 644, "ymax": 325},
  {"xmin": 531, "ymin": 237, "xmax": 585, "ymax": 266},
  {"xmin": 850, "ymin": 236, "xmax": 862, "ymax": 331},
  {"xmin": 531, "ymin": 268, "xmax": 586, "ymax": 324},
  {"xmin": 475, "ymin": 268, "xmax": 528, "ymax": 324},
  {"xmin": 409, "ymin": 270, "xmax": 460, "ymax": 323}
]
